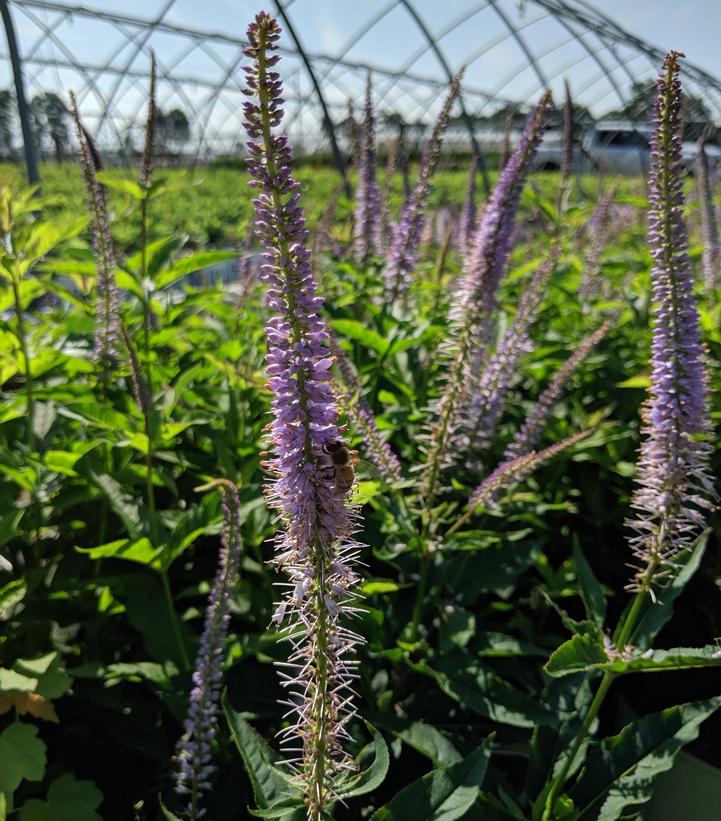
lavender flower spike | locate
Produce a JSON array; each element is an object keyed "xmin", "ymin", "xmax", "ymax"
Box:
[
  {"xmin": 70, "ymin": 92, "xmax": 119, "ymax": 363},
  {"xmin": 176, "ymin": 481, "xmax": 242, "ymax": 819},
  {"xmin": 626, "ymin": 52, "xmax": 715, "ymax": 594},
  {"xmin": 455, "ymin": 92, "xmax": 551, "ymax": 343},
  {"xmin": 459, "ymin": 153, "xmax": 479, "ymax": 252},
  {"xmin": 330, "ymin": 336, "xmax": 402, "ymax": 484},
  {"xmin": 464, "ymin": 249, "xmax": 558, "ymax": 454},
  {"xmin": 503, "ymin": 319, "xmax": 611, "ymax": 462},
  {"xmin": 353, "ymin": 72, "xmax": 382, "ymax": 262},
  {"xmin": 383, "ymin": 70, "xmax": 463, "ymax": 304},
  {"xmin": 420, "ymin": 93, "xmax": 550, "ymax": 504},
  {"xmin": 696, "ymin": 137, "xmax": 721, "ymax": 292},
  {"xmin": 242, "ymin": 14, "xmax": 364, "ymax": 817}
]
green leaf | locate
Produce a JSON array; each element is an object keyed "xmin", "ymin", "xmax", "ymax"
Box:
[
  {"xmin": 570, "ymin": 697, "xmax": 721, "ymax": 819},
  {"xmin": 95, "ymin": 173, "xmax": 144, "ymax": 200},
  {"xmin": 223, "ymin": 694, "xmax": 303, "ymax": 817},
  {"xmin": 0, "ymin": 723, "xmax": 46, "ymax": 808},
  {"xmin": 573, "ymin": 541, "xmax": 606, "ymax": 627},
  {"xmin": 630, "ymin": 532, "xmax": 708, "ymax": 650},
  {"xmin": 86, "ymin": 472, "xmax": 143, "ymax": 539},
  {"xmin": 412, "ymin": 658, "xmax": 555, "ymax": 728},
  {"xmin": 592, "ymin": 646, "xmax": 721, "ymax": 675},
  {"xmin": 370, "ymin": 737, "xmax": 493, "ymax": 820},
  {"xmin": 331, "ymin": 319, "xmax": 388, "ymax": 355},
  {"xmin": 155, "ymin": 250, "xmax": 238, "ymax": 289},
  {"xmin": 159, "ymin": 799, "xmax": 182, "ymax": 821},
  {"xmin": 545, "ymin": 633, "xmax": 608, "ymax": 678},
  {"xmin": 14, "ymin": 653, "xmax": 72, "ymax": 699},
  {"xmin": 75, "ymin": 538, "xmax": 162, "ymax": 569},
  {"xmin": 371, "ymin": 716, "xmax": 461, "ymax": 765},
  {"xmin": 335, "ymin": 723, "xmax": 389, "ymax": 799},
  {"xmin": 19, "ymin": 774, "xmax": 103, "ymax": 821}
]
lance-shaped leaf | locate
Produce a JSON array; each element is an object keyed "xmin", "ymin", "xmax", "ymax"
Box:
[
  {"xmin": 569, "ymin": 697, "xmax": 721, "ymax": 819},
  {"xmin": 370, "ymin": 736, "xmax": 493, "ymax": 821},
  {"xmin": 223, "ymin": 695, "xmax": 304, "ymax": 819}
]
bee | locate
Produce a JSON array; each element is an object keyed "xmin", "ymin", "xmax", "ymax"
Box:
[{"xmin": 323, "ymin": 440, "xmax": 355, "ymax": 495}]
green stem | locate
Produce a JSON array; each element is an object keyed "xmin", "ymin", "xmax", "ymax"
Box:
[
  {"xmin": 144, "ymin": 405, "xmax": 190, "ymax": 672},
  {"xmin": 11, "ymin": 275, "xmax": 35, "ymax": 452},
  {"xmin": 542, "ymin": 671, "xmax": 615, "ymax": 820},
  {"xmin": 409, "ymin": 550, "xmax": 431, "ymax": 643},
  {"xmin": 542, "ymin": 570, "xmax": 653, "ymax": 819}
]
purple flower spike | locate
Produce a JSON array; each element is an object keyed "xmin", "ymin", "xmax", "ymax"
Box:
[
  {"xmin": 454, "ymin": 92, "xmax": 551, "ymax": 344},
  {"xmin": 626, "ymin": 52, "xmax": 716, "ymax": 594},
  {"xmin": 420, "ymin": 93, "xmax": 550, "ymax": 504},
  {"xmin": 464, "ymin": 250, "xmax": 558, "ymax": 454},
  {"xmin": 468, "ymin": 428, "xmax": 593, "ymax": 511},
  {"xmin": 330, "ymin": 336, "xmax": 402, "ymax": 484},
  {"xmin": 696, "ymin": 138, "xmax": 721, "ymax": 292},
  {"xmin": 459, "ymin": 154, "xmax": 479, "ymax": 252},
  {"xmin": 242, "ymin": 14, "xmax": 365, "ymax": 817},
  {"xmin": 503, "ymin": 320, "xmax": 611, "ymax": 462},
  {"xmin": 353, "ymin": 72, "xmax": 382, "ymax": 262},
  {"xmin": 176, "ymin": 482, "xmax": 242, "ymax": 818},
  {"xmin": 383, "ymin": 70, "xmax": 463, "ymax": 304},
  {"xmin": 70, "ymin": 92, "xmax": 119, "ymax": 364}
]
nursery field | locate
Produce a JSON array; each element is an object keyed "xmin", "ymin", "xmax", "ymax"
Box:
[{"xmin": 1, "ymin": 23, "xmax": 721, "ymax": 821}]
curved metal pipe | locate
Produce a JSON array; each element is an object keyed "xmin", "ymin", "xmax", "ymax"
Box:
[{"xmin": 273, "ymin": 0, "xmax": 351, "ymax": 196}]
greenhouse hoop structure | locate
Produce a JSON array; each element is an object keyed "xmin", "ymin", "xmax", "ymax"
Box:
[{"xmin": 2, "ymin": 0, "xmax": 721, "ymax": 185}]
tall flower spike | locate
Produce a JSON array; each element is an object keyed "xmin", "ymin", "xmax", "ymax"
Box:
[
  {"xmin": 578, "ymin": 189, "xmax": 615, "ymax": 302},
  {"xmin": 383, "ymin": 70, "xmax": 464, "ymax": 304},
  {"xmin": 468, "ymin": 428, "xmax": 593, "ymax": 512},
  {"xmin": 176, "ymin": 481, "xmax": 242, "ymax": 819},
  {"xmin": 70, "ymin": 92, "xmax": 119, "ymax": 364},
  {"xmin": 140, "ymin": 51, "xmax": 156, "ymax": 189},
  {"xmin": 420, "ymin": 93, "xmax": 550, "ymax": 504},
  {"xmin": 330, "ymin": 336, "xmax": 402, "ymax": 484},
  {"xmin": 459, "ymin": 153, "xmax": 479, "ymax": 252},
  {"xmin": 503, "ymin": 319, "xmax": 611, "ymax": 462},
  {"xmin": 242, "ymin": 14, "xmax": 365, "ymax": 817},
  {"xmin": 462, "ymin": 250, "xmax": 558, "ymax": 455},
  {"xmin": 353, "ymin": 72, "xmax": 382, "ymax": 262},
  {"xmin": 626, "ymin": 52, "xmax": 715, "ymax": 594},
  {"xmin": 696, "ymin": 137, "xmax": 721, "ymax": 292}
]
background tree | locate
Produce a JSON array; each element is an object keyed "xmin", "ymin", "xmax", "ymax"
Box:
[{"xmin": 0, "ymin": 90, "xmax": 14, "ymax": 159}]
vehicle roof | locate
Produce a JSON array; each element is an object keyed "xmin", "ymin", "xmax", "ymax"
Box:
[{"xmin": 594, "ymin": 120, "xmax": 653, "ymax": 133}]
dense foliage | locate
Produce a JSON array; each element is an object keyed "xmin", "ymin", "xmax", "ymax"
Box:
[{"xmin": 1, "ymin": 25, "xmax": 720, "ymax": 821}]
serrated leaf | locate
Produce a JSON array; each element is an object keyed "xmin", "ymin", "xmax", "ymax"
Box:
[
  {"xmin": 413, "ymin": 658, "xmax": 556, "ymax": 728},
  {"xmin": 545, "ymin": 634, "xmax": 608, "ymax": 678},
  {"xmin": 0, "ymin": 723, "xmax": 46, "ymax": 806},
  {"xmin": 370, "ymin": 736, "xmax": 493, "ymax": 820},
  {"xmin": 573, "ymin": 541, "xmax": 606, "ymax": 627},
  {"xmin": 155, "ymin": 250, "xmax": 238, "ymax": 289},
  {"xmin": 95, "ymin": 173, "xmax": 144, "ymax": 199},
  {"xmin": 75, "ymin": 538, "xmax": 161, "ymax": 569},
  {"xmin": 593, "ymin": 646, "xmax": 721, "ymax": 675},
  {"xmin": 335, "ymin": 723, "xmax": 389, "ymax": 799},
  {"xmin": 331, "ymin": 319, "xmax": 388, "ymax": 355},
  {"xmin": 19, "ymin": 774, "xmax": 103, "ymax": 821},
  {"xmin": 372, "ymin": 716, "xmax": 460, "ymax": 765},
  {"xmin": 223, "ymin": 694, "xmax": 303, "ymax": 816},
  {"xmin": 571, "ymin": 697, "xmax": 721, "ymax": 819},
  {"xmin": 630, "ymin": 532, "xmax": 708, "ymax": 650},
  {"xmin": 0, "ymin": 692, "xmax": 58, "ymax": 722}
]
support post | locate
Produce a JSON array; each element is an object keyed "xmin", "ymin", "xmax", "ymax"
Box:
[{"xmin": 0, "ymin": 0, "xmax": 39, "ymax": 185}]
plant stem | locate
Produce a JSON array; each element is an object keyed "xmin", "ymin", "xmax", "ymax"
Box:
[
  {"xmin": 144, "ymin": 408, "xmax": 190, "ymax": 672},
  {"xmin": 409, "ymin": 550, "xmax": 431, "ymax": 643},
  {"xmin": 542, "ymin": 671, "xmax": 615, "ymax": 820},
  {"xmin": 11, "ymin": 276, "xmax": 35, "ymax": 451},
  {"xmin": 541, "ymin": 571, "xmax": 653, "ymax": 818}
]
